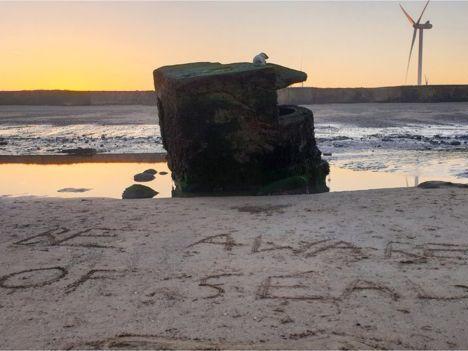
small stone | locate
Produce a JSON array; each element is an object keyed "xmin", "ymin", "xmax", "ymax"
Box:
[
  {"xmin": 122, "ymin": 184, "xmax": 158, "ymax": 199},
  {"xmin": 418, "ymin": 181, "xmax": 468, "ymax": 189},
  {"xmin": 57, "ymin": 188, "xmax": 91, "ymax": 193},
  {"xmin": 134, "ymin": 173, "xmax": 155, "ymax": 182},
  {"xmin": 159, "ymin": 171, "xmax": 169, "ymax": 175},
  {"xmin": 143, "ymin": 169, "xmax": 157, "ymax": 175}
]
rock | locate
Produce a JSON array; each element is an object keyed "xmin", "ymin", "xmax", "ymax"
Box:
[
  {"xmin": 154, "ymin": 62, "xmax": 328, "ymax": 196},
  {"xmin": 60, "ymin": 147, "xmax": 97, "ymax": 156},
  {"xmin": 449, "ymin": 140, "xmax": 461, "ymax": 146},
  {"xmin": 57, "ymin": 188, "xmax": 91, "ymax": 193},
  {"xmin": 0, "ymin": 139, "xmax": 8, "ymax": 146},
  {"xmin": 134, "ymin": 173, "xmax": 155, "ymax": 182},
  {"xmin": 159, "ymin": 171, "xmax": 169, "ymax": 175},
  {"xmin": 143, "ymin": 169, "xmax": 157, "ymax": 175},
  {"xmin": 418, "ymin": 181, "xmax": 468, "ymax": 189},
  {"xmin": 122, "ymin": 184, "xmax": 158, "ymax": 199}
]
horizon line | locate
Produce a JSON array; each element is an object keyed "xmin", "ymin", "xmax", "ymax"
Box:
[{"xmin": 2, "ymin": 84, "xmax": 468, "ymax": 93}]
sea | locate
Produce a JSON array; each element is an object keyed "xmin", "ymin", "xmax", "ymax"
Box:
[{"xmin": 0, "ymin": 103, "xmax": 467, "ymax": 198}]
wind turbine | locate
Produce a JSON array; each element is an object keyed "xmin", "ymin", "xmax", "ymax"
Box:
[{"xmin": 400, "ymin": 0, "xmax": 433, "ymax": 86}]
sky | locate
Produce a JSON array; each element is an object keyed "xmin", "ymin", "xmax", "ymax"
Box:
[{"xmin": 1, "ymin": 1, "xmax": 468, "ymax": 90}]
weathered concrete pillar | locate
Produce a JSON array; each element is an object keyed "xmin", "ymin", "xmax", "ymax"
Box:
[{"xmin": 154, "ymin": 62, "xmax": 328, "ymax": 196}]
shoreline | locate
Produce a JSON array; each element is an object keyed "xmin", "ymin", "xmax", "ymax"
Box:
[
  {"xmin": 1, "ymin": 104, "xmax": 466, "ymax": 181},
  {"xmin": 0, "ymin": 153, "xmax": 166, "ymax": 164},
  {"xmin": 1, "ymin": 187, "xmax": 467, "ymax": 349}
]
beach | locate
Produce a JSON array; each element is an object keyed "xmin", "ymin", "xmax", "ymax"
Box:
[
  {"xmin": 2, "ymin": 0, "xmax": 468, "ymax": 348},
  {"xmin": 0, "ymin": 102, "xmax": 467, "ymax": 348},
  {"xmin": 1, "ymin": 186, "xmax": 467, "ymax": 349}
]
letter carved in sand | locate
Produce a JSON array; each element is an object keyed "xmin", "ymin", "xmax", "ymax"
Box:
[{"xmin": 13, "ymin": 226, "xmax": 119, "ymax": 249}]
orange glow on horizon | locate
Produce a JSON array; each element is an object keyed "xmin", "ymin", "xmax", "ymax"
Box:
[{"xmin": 1, "ymin": 1, "xmax": 468, "ymax": 90}]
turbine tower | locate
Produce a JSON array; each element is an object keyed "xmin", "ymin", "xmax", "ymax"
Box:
[{"xmin": 400, "ymin": 0, "xmax": 433, "ymax": 86}]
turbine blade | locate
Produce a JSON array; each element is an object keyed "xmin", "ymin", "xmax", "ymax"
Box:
[
  {"xmin": 405, "ymin": 28, "xmax": 418, "ymax": 83},
  {"xmin": 416, "ymin": 0, "xmax": 430, "ymax": 24},
  {"xmin": 400, "ymin": 4, "xmax": 415, "ymax": 25}
]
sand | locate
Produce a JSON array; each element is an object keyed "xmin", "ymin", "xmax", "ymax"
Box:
[
  {"xmin": 2, "ymin": 103, "xmax": 468, "ymax": 127},
  {"xmin": 1, "ymin": 187, "xmax": 468, "ymax": 349}
]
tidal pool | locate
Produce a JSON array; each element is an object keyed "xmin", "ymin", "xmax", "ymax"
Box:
[{"xmin": 0, "ymin": 159, "xmax": 465, "ymax": 199}]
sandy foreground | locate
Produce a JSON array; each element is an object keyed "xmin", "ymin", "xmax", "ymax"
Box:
[{"xmin": 1, "ymin": 187, "xmax": 468, "ymax": 349}]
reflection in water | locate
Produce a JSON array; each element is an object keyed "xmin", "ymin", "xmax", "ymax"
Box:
[
  {"xmin": 0, "ymin": 161, "xmax": 465, "ymax": 199},
  {"xmin": 325, "ymin": 166, "xmax": 461, "ymax": 192},
  {"xmin": 325, "ymin": 167, "xmax": 461, "ymax": 192},
  {"xmin": 0, "ymin": 162, "xmax": 173, "ymax": 199}
]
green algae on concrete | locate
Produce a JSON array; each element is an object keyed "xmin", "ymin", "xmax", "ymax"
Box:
[{"xmin": 154, "ymin": 62, "xmax": 306, "ymax": 90}]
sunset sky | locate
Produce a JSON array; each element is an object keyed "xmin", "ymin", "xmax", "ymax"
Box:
[{"xmin": 1, "ymin": 1, "xmax": 468, "ymax": 90}]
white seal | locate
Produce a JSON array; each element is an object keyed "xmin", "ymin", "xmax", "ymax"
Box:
[{"xmin": 253, "ymin": 52, "xmax": 269, "ymax": 65}]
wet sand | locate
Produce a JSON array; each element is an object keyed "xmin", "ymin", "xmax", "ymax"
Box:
[
  {"xmin": 0, "ymin": 105, "xmax": 157, "ymax": 125},
  {"xmin": 2, "ymin": 103, "xmax": 468, "ymax": 127},
  {"xmin": 1, "ymin": 104, "xmax": 466, "ymax": 180},
  {"xmin": 1, "ymin": 187, "xmax": 468, "ymax": 349},
  {"xmin": 0, "ymin": 153, "xmax": 165, "ymax": 164}
]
